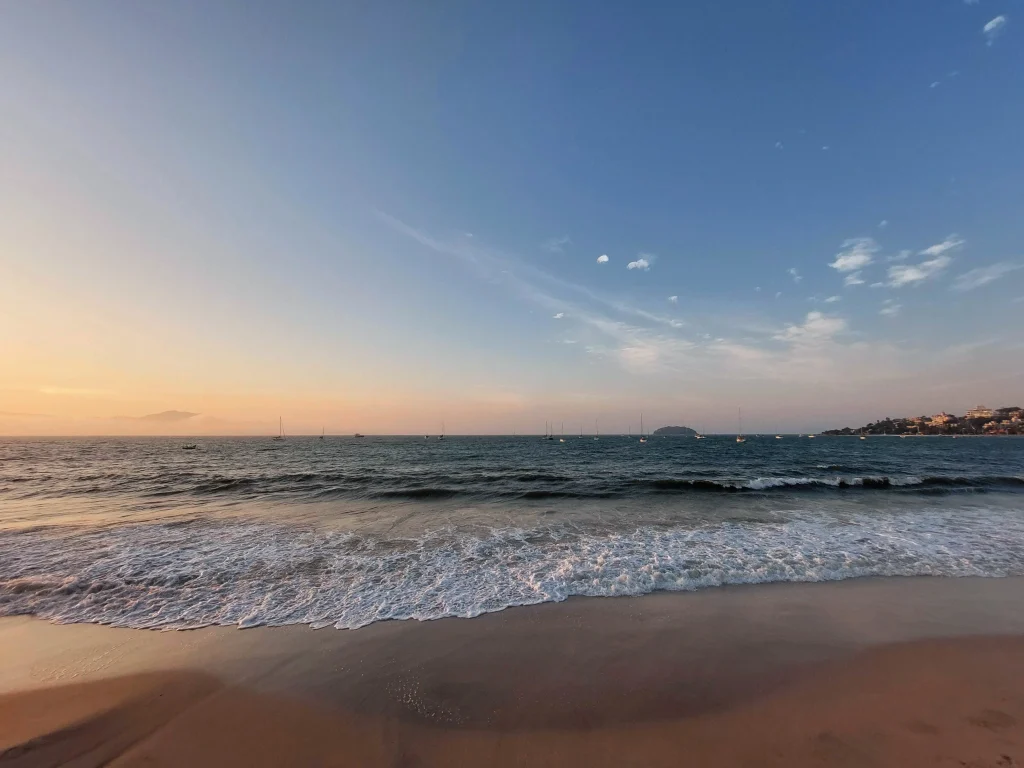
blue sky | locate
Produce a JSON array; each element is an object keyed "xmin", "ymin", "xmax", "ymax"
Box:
[{"xmin": 1, "ymin": 0, "xmax": 1022, "ymax": 434}]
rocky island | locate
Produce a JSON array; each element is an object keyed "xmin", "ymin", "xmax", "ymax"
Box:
[{"xmin": 651, "ymin": 425, "xmax": 697, "ymax": 437}]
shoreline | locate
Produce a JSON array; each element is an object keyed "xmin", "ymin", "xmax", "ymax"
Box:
[{"xmin": 3, "ymin": 576, "xmax": 1024, "ymax": 765}]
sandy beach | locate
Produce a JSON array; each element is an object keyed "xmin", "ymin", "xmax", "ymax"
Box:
[{"xmin": 1, "ymin": 576, "xmax": 1023, "ymax": 766}]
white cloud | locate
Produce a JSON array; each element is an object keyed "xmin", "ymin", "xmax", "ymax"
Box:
[
  {"xmin": 627, "ymin": 257, "xmax": 651, "ymax": 271},
  {"xmin": 951, "ymin": 262, "xmax": 1023, "ymax": 292},
  {"xmin": 919, "ymin": 235, "xmax": 964, "ymax": 258},
  {"xmin": 887, "ymin": 249, "xmax": 912, "ymax": 263},
  {"xmin": 553, "ymin": 312, "xmax": 565, "ymax": 319},
  {"xmin": 844, "ymin": 272, "xmax": 865, "ymax": 286},
  {"xmin": 964, "ymin": 0, "xmax": 978, "ymax": 4},
  {"xmin": 930, "ymin": 81, "xmax": 941, "ymax": 89},
  {"xmin": 983, "ymin": 15, "xmax": 1007, "ymax": 45},
  {"xmin": 775, "ymin": 141, "xmax": 784, "ymax": 149},
  {"xmin": 596, "ymin": 254, "xmax": 609, "ymax": 264},
  {"xmin": 774, "ymin": 311, "xmax": 847, "ymax": 344},
  {"xmin": 880, "ymin": 300, "xmax": 902, "ymax": 317},
  {"xmin": 887, "ymin": 255, "xmax": 952, "ymax": 287},
  {"xmin": 870, "ymin": 282, "xmax": 885, "ymax": 288},
  {"xmin": 822, "ymin": 145, "xmax": 830, "ymax": 150},
  {"xmin": 788, "ymin": 267, "xmax": 803, "ymax": 284},
  {"xmin": 775, "ymin": 291, "xmax": 782, "ymax": 299},
  {"xmin": 824, "ymin": 295, "xmax": 841, "ymax": 303},
  {"xmin": 754, "ymin": 286, "xmax": 761, "ymax": 292},
  {"xmin": 668, "ymin": 295, "xmax": 678, "ymax": 303},
  {"xmin": 542, "ymin": 236, "xmax": 571, "ymax": 254},
  {"xmin": 878, "ymin": 220, "xmax": 888, "ymax": 229},
  {"xmin": 830, "ymin": 237, "xmax": 878, "ymax": 272}
]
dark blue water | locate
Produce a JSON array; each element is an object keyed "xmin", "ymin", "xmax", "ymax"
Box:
[{"xmin": 1, "ymin": 436, "xmax": 1023, "ymax": 629}]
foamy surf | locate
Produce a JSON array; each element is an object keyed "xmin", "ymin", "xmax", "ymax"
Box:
[{"xmin": 3, "ymin": 505, "xmax": 1024, "ymax": 631}]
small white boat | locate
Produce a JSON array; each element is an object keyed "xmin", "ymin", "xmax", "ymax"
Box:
[
  {"xmin": 736, "ymin": 408, "xmax": 746, "ymax": 443},
  {"xmin": 639, "ymin": 413, "xmax": 647, "ymax": 443},
  {"xmin": 181, "ymin": 443, "xmax": 198, "ymax": 450},
  {"xmin": 272, "ymin": 417, "xmax": 285, "ymax": 441}
]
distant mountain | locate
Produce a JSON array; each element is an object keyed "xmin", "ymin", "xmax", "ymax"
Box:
[
  {"xmin": 135, "ymin": 410, "xmax": 199, "ymax": 422},
  {"xmin": 651, "ymin": 425, "xmax": 697, "ymax": 436}
]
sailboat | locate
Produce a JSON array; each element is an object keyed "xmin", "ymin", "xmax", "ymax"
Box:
[
  {"xmin": 320, "ymin": 427, "xmax": 325, "ymax": 440},
  {"xmin": 594, "ymin": 419, "xmax": 599, "ymax": 440},
  {"xmin": 580, "ymin": 424, "xmax": 584, "ymax": 439},
  {"xmin": 559, "ymin": 422, "xmax": 565, "ymax": 443},
  {"xmin": 272, "ymin": 417, "xmax": 285, "ymax": 441},
  {"xmin": 438, "ymin": 421, "xmax": 446, "ymax": 440},
  {"xmin": 736, "ymin": 408, "xmax": 746, "ymax": 443},
  {"xmin": 639, "ymin": 413, "xmax": 647, "ymax": 443}
]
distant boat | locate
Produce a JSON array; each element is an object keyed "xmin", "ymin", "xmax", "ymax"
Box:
[
  {"xmin": 320, "ymin": 427, "xmax": 325, "ymax": 440},
  {"xmin": 559, "ymin": 421, "xmax": 565, "ymax": 443},
  {"xmin": 354, "ymin": 433, "xmax": 365, "ymax": 438},
  {"xmin": 272, "ymin": 417, "xmax": 285, "ymax": 441},
  {"xmin": 860, "ymin": 434, "xmax": 867, "ymax": 440},
  {"xmin": 807, "ymin": 434, "xmax": 816, "ymax": 439},
  {"xmin": 438, "ymin": 421, "xmax": 446, "ymax": 440},
  {"xmin": 594, "ymin": 419, "xmax": 599, "ymax": 440},
  {"xmin": 775, "ymin": 435, "xmax": 782, "ymax": 439},
  {"xmin": 736, "ymin": 408, "xmax": 746, "ymax": 443},
  {"xmin": 639, "ymin": 413, "xmax": 647, "ymax": 443},
  {"xmin": 181, "ymin": 443, "xmax": 198, "ymax": 450}
]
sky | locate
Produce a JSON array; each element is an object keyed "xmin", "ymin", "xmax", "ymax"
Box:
[{"xmin": 2, "ymin": 0, "xmax": 1023, "ymax": 435}]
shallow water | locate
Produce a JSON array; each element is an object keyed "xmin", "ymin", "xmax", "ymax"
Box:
[{"xmin": 1, "ymin": 435, "xmax": 1022, "ymax": 629}]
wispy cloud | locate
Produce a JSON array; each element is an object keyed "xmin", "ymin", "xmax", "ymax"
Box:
[
  {"xmin": 964, "ymin": 0, "xmax": 979, "ymax": 5},
  {"xmin": 919, "ymin": 235, "xmax": 964, "ymax": 258},
  {"xmin": 553, "ymin": 312, "xmax": 565, "ymax": 319},
  {"xmin": 880, "ymin": 300, "xmax": 901, "ymax": 317},
  {"xmin": 952, "ymin": 262, "xmax": 1022, "ymax": 292},
  {"xmin": 39, "ymin": 386, "xmax": 114, "ymax": 397},
  {"xmin": 596, "ymin": 254, "xmax": 609, "ymax": 264},
  {"xmin": 878, "ymin": 220, "xmax": 888, "ymax": 229},
  {"xmin": 775, "ymin": 141, "xmax": 784, "ymax": 149},
  {"xmin": 844, "ymin": 272, "xmax": 865, "ymax": 286},
  {"xmin": 830, "ymin": 238, "xmax": 878, "ymax": 272},
  {"xmin": 541, "ymin": 235, "xmax": 571, "ymax": 254},
  {"xmin": 930, "ymin": 81, "xmax": 941, "ymax": 89},
  {"xmin": 773, "ymin": 312, "xmax": 847, "ymax": 345},
  {"xmin": 755, "ymin": 286, "xmax": 762, "ymax": 292},
  {"xmin": 983, "ymin": 15, "xmax": 1007, "ymax": 45},
  {"xmin": 824, "ymin": 295, "xmax": 841, "ymax": 303},
  {"xmin": 788, "ymin": 267, "xmax": 803, "ymax": 284},
  {"xmin": 775, "ymin": 291, "xmax": 782, "ymax": 299},
  {"xmin": 379, "ymin": 212, "xmax": 914, "ymax": 385},
  {"xmin": 627, "ymin": 256, "xmax": 651, "ymax": 271},
  {"xmin": 887, "ymin": 249, "xmax": 912, "ymax": 263},
  {"xmin": 887, "ymin": 256, "xmax": 952, "ymax": 287},
  {"xmin": 668, "ymin": 295, "xmax": 678, "ymax": 303}
]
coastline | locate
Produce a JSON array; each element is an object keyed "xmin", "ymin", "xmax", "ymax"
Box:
[{"xmin": 3, "ymin": 576, "xmax": 1024, "ymax": 766}]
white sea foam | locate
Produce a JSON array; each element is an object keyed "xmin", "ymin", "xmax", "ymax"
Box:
[{"xmin": 2, "ymin": 507, "xmax": 1024, "ymax": 630}]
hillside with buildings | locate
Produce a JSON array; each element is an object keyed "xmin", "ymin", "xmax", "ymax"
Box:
[{"xmin": 824, "ymin": 406, "xmax": 1023, "ymax": 436}]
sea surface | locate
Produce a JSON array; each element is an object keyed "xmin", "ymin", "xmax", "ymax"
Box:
[{"xmin": 1, "ymin": 435, "xmax": 1023, "ymax": 630}]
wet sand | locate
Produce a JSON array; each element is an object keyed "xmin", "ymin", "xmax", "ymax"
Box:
[{"xmin": 2, "ymin": 576, "xmax": 1024, "ymax": 766}]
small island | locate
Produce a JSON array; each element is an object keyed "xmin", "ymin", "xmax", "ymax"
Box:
[{"xmin": 651, "ymin": 425, "xmax": 697, "ymax": 437}]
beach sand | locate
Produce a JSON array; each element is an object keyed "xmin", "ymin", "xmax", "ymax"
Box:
[{"xmin": 2, "ymin": 576, "xmax": 1024, "ymax": 766}]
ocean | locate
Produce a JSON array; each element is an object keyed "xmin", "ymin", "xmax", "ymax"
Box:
[{"xmin": 1, "ymin": 435, "xmax": 1023, "ymax": 630}]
